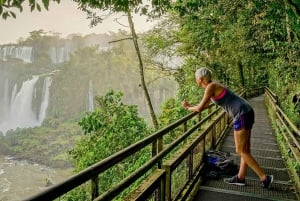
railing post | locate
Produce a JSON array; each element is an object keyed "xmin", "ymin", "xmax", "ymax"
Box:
[
  {"xmin": 164, "ymin": 165, "xmax": 172, "ymax": 201},
  {"xmin": 188, "ymin": 151, "xmax": 193, "ymax": 179},
  {"xmin": 158, "ymin": 136, "xmax": 163, "ymax": 168},
  {"xmin": 152, "ymin": 141, "xmax": 158, "ymax": 158},
  {"xmin": 208, "ymin": 107, "xmax": 212, "ymax": 121},
  {"xmin": 198, "ymin": 113, "xmax": 202, "ymax": 130},
  {"xmin": 91, "ymin": 176, "xmax": 99, "ymax": 200},
  {"xmin": 212, "ymin": 123, "xmax": 216, "ymax": 149},
  {"xmin": 153, "ymin": 136, "xmax": 163, "ymax": 201},
  {"xmin": 160, "ymin": 176, "xmax": 166, "ymax": 201},
  {"xmin": 183, "ymin": 121, "xmax": 187, "ymax": 133},
  {"xmin": 157, "ymin": 136, "xmax": 163, "ymax": 201}
]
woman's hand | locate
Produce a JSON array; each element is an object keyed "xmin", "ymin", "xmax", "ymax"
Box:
[{"xmin": 182, "ymin": 99, "xmax": 190, "ymax": 109}]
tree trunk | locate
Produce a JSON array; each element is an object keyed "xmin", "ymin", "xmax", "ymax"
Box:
[
  {"xmin": 238, "ymin": 60, "xmax": 245, "ymax": 88},
  {"xmin": 285, "ymin": 2, "xmax": 292, "ymax": 43},
  {"xmin": 126, "ymin": 12, "xmax": 159, "ymax": 130},
  {"xmin": 127, "ymin": 11, "xmax": 160, "ymax": 172}
]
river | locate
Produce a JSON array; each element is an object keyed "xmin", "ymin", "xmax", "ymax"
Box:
[{"xmin": 0, "ymin": 155, "xmax": 72, "ymax": 201}]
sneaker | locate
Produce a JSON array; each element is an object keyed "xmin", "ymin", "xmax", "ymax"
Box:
[
  {"xmin": 224, "ymin": 175, "xmax": 246, "ymax": 186},
  {"xmin": 261, "ymin": 175, "xmax": 273, "ymax": 188}
]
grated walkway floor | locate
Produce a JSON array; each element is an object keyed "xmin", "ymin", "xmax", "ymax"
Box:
[{"xmin": 193, "ymin": 95, "xmax": 299, "ymax": 201}]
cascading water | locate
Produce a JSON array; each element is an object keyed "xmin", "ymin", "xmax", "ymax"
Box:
[
  {"xmin": 0, "ymin": 46, "xmax": 33, "ymax": 63},
  {"xmin": 3, "ymin": 79, "xmax": 9, "ymax": 115},
  {"xmin": 0, "ymin": 75, "xmax": 53, "ymax": 135},
  {"xmin": 50, "ymin": 47, "xmax": 70, "ymax": 64},
  {"xmin": 10, "ymin": 76, "xmax": 39, "ymax": 125},
  {"xmin": 87, "ymin": 80, "xmax": 94, "ymax": 112},
  {"xmin": 38, "ymin": 77, "xmax": 52, "ymax": 123}
]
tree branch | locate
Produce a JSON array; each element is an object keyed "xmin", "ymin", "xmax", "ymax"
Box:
[
  {"xmin": 108, "ymin": 37, "xmax": 133, "ymax": 43},
  {"xmin": 287, "ymin": 0, "xmax": 300, "ymax": 16}
]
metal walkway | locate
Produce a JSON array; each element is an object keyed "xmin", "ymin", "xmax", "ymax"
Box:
[{"xmin": 194, "ymin": 95, "xmax": 299, "ymax": 201}]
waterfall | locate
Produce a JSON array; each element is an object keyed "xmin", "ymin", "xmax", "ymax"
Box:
[
  {"xmin": 15, "ymin": 46, "xmax": 33, "ymax": 63},
  {"xmin": 3, "ymin": 79, "xmax": 9, "ymax": 114},
  {"xmin": 11, "ymin": 76, "xmax": 39, "ymax": 122},
  {"xmin": 0, "ymin": 46, "xmax": 33, "ymax": 63},
  {"xmin": 87, "ymin": 80, "xmax": 94, "ymax": 112},
  {"xmin": 0, "ymin": 75, "xmax": 52, "ymax": 135},
  {"xmin": 38, "ymin": 77, "xmax": 52, "ymax": 123},
  {"xmin": 10, "ymin": 84, "xmax": 17, "ymax": 112},
  {"xmin": 0, "ymin": 45, "xmax": 72, "ymax": 64},
  {"xmin": 50, "ymin": 47, "xmax": 70, "ymax": 64}
]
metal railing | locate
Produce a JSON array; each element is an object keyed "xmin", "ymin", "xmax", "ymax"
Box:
[
  {"xmin": 265, "ymin": 87, "xmax": 300, "ymax": 162},
  {"xmin": 264, "ymin": 86, "xmax": 300, "ymax": 192},
  {"xmin": 25, "ymin": 89, "xmax": 255, "ymax": 201}
]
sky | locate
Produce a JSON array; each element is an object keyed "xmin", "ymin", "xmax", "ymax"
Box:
[{"xmin": 0, "ymin": 1, "xmax": 156, "ymax": 45}]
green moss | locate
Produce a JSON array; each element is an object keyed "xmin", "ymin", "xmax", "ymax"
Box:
[{"xmin": 0, "ymin": 121, "xmax": 82, "ymax": 168}]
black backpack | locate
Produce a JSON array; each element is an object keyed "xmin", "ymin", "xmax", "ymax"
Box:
[{"xmin": 203, "ymin": 150, "xmax": 239, "ymax": 179}]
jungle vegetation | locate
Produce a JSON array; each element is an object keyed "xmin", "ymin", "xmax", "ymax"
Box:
[{"xmin": 1, "ymin": 0, "xmax": 300, "ymax": 200}]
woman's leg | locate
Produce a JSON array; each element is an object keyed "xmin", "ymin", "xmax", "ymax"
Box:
[
  {"xmin": 234, "ymin": 128, "xmax": 265, "ymax": 180},
  {"xmin": 234, "ymin": 130, "xmax": 249, "ymax": 179}
]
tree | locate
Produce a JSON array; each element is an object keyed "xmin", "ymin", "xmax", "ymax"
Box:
[
  {"xmin": 0, "ymin": 0, "xmax": 171, "ymax": 19},
  {"xmin": 141, "ymin": 0, "xmax": 300, "ymax": 129},
  {"xmin": 0, "ymin": 0, "xmax": 60, "ymax": 19},
  {"xmin": 287, "ymin": 0, "xmax": 300, "ymax": 17},
  {"xmin": 69, "ymin": 90, "xmax": 151, "ymax": 199},
  {"xmin": 1, "ymin": 0, "xmax": 173, "ymax": 157},
  {"xmin": 71, "ymin": 0, "xmax": 172, "ymax": 132}
]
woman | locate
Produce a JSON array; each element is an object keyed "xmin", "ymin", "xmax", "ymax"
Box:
[{"xmin": 182, "ymin": 67, "xmax": 273, "ymax": 188}]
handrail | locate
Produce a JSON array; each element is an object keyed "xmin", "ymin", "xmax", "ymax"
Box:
[
  {"xmin": 24, "ymin": 103, "xmax": 218, "ymax": 201},
  {"xmin": 24, "ymin": 89, "xmax": 258, "ymax": 201},
  {"xmin": 95, "ymin": 112, "xmax": 215, "ymax": 201},
  {"xmin": 265, "ymin": 87, "xmax": 300, "ymax": 161},
  {"xmin": 264, "ymin": 86, "xmax": 300, "ymax": 195}
]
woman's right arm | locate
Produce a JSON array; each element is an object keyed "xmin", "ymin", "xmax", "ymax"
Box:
[{"xmin": 184, "ymin": 83, "xmax": 215, "ymax": 112}]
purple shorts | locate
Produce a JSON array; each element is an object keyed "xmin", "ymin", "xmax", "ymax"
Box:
[{"xmin": 233, "ymin": 109, "xmax": 255, "ymax": 131}]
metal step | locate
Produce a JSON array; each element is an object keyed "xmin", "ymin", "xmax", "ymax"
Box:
[
  {"xmin": 222, "ymin": 140, "xmax": 279, "ymax": 150},
  {"xmin": 221, "ymin": 146, "xmax": 282, "ymax": 158},
  {"xmin": 196, "ymin": 187, "xmax": 296, "ymax": 201},
  {"xmin": 198, "ymin": 179, "xmax": 298, "ymax": 201},
  {"xmin": 196, "ymin": 188, "xmax": 274, "ymax": 201},
  {"xmin": 225, "ymin": 134, "xmax": 277, "ymax": 144}
]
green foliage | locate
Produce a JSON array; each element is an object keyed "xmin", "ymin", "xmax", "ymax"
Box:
[
  {"xmin": 69, "ymin": 90, "xmax": 151, "ymax": 198},
  {"xmin": 157, "ymin": 97, "xmax": 188, "ymax": 147},
  {"xmin": 0, "ymin": 31, "xmax": 177, "ymax": 170},
  {"xmin": 10, "ymin": 31, "xmax": 176, "ymax": 123},
  {"xmin": 1, "ymin": 0, "xmax": 300, "ymax": 198},
  {"xmin": 0, "ymin": 120, "xmax": 81, "ymax": 168},
  {"xmin": 144, "ymin": 0, "xmax": 300, "ymax": 127},
  {"xmin": 66, "ymin": 0, "xmax": 171, "ymax": 28},
  {"xmin": 59, "ymin": 186, "xmax": 89, "ymax": 201},
  {"xmin": 72, "ymin": 90, "xmax": 149, "ymax": 167},
  {"xmin": 0, "ymin": 0, "xmax": 60, "ymax": 19},
  {"xmin": 158, "ymin": 98, "xmax": 185, "ymax": 127}
]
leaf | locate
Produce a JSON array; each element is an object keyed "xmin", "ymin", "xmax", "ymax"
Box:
[
  {"xmin": 9, "ymin": 11, "xmax": 16, "ymax": 18},
  {"xmin": 2, "ymin": 11, "xmax": 8, "ymax": 20},
  {"xmin": 31, "ymin": 4, "xmax": 35, "ymax": 12},
  {"xmin": 42, "ymin": 0, "xmax": 49, "ymax": 10},
  {"xmin": 29, "ymin": 0, "xmax": 35, "ymax": 4},
  {"xmin": 37, "ymin": 3, "xmax": 41, "ymax": 12},
  {"xmin": 18, "ymin": 5, "xmax": 23, "ymax": 12}
]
